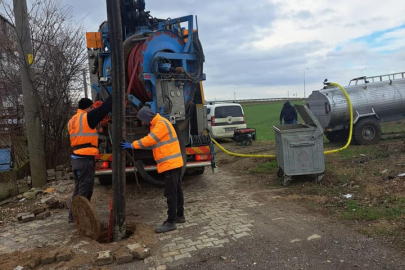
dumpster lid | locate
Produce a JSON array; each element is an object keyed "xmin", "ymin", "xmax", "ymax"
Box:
[{"xmin": 294, "ymin": 105, "xmax": 324, "ymax": 135}]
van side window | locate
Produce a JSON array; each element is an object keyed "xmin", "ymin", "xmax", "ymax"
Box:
[
  {"xmin": 215, "ymin": 106, "xmax": 243, "ymax": 118},
  {"xmin": 207, "ymin": 108, "xmax": 211, "ymax": 115}
]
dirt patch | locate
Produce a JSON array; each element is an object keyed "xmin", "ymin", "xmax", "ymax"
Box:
[
  {"xmin": 213, "ymin": 138, "xmax": 405, "ymax": 251},
  {"xmin": 0, "ymin": 246, "xmax": 86, "ymax": 270},
  {"xmin": 0, "ymin": 181, "xmax": 75, "ymax": 226},
  {"xmin": 1, "ymin": 190, "xmax": 157, "ymax": 270},
  {"xmin": 128, "ymin": 222, "xmax": 157, "ymax": 247},
  {"xmin": 1, "ymin": 247, "xmax": 52, "ymax": 270}
]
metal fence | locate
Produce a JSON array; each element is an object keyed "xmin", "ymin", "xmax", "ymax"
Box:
[{"xmin": 205, "ymin": 97, "xmax": 303, "ymax": 105}]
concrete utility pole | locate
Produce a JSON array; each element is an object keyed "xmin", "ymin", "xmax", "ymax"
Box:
[
  {"xmin": 106, "ymin": 0, "xmax": 126, "ymax": 241},
  {"xmin": 83, "ymin": 69, "xmax": 88, "ymax": 99},
  {"xmin": 13, "ymin": 0, "xmax": 47, "ymax": 187}
]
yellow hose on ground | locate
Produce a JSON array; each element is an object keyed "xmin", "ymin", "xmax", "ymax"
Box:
[
  {"xmin": 211, "ymin": 81, "xmax": 353, "ymax": 158},
  {"xmin": 323, "ymin": 82, "xmax": 353, "ymax": 154},
  {"xmin": 211, "ymin": 138, "xmax": 275, "ymax": 158}
]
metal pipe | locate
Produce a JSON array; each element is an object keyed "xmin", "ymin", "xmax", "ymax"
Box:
[{"xmin": 106, "ymin": 0, "xmax": 126, "ymax": 241}]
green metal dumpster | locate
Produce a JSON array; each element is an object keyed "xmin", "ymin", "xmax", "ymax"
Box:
[{"xmin": 273, "ymin": 105, "xmax": 325, "ymax": 186}]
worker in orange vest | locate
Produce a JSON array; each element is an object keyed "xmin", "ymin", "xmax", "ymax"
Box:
[
  {"xmin": 67, "ymin": 96, "xmax": 112, "ymax": 223},
  {"xmin": 120, "ymin": 106, "xmax": 185, "ymax": 233}
]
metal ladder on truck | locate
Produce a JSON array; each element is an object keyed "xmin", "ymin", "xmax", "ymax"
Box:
[{"xmin": 349, "ymin": 72, "xmax": 405, "ymax": 86}]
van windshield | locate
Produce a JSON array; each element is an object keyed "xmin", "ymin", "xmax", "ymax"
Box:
[{"xmin": 215, "ymin": 106, "xmax": 243, "ymax": 118}]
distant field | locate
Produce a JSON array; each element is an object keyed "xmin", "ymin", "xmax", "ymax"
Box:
[{"xmin": 241, "ymin": 100, "xmax": 306, "ymax": 141}]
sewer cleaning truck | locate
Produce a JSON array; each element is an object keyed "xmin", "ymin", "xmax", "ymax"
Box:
[
  {"xmin": 85, "ymin": 0, "xmax": 213, "ymax": 185},
  {"xmin": 306, "ymin": 72, "xmax": 405, "ymax": 145}
]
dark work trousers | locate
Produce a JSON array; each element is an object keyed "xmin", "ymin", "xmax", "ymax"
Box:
[
  {"xmin": 68, "ymin": 157, "xmax": 95, "ymax": 220},
  {"xmin": 164, "ymin": 167, "xmax": 184, "ymax": 223}
]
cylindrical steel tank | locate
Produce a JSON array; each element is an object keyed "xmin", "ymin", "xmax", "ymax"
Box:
[{"xmin": 307, "ymin": 78, "xmax": 405, "ymax": 129}]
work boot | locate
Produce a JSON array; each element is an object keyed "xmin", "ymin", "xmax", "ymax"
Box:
[
  {"xmin": 175, "ymin": 215, "xmax": 186, "ymax": 223},
  {"xmin": 155, "ymin": 221, "xmax": 177, "ymax": 234}
]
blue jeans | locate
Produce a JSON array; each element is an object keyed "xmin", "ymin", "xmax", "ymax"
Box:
[
  {"xmin": 68, "ymin": 157, "xmax": 95, "ymax": 221},
  {"xmin": 284, "ymin": 120, "xmax": 297, "ymax": 124}
]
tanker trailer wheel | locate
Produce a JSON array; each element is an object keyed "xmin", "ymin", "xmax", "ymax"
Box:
[
  {"xmin": 353, "ymin": 118, "xmax": 381, "ymax": 145},
  {"xmin": 325, "ymin": 130, "xmax": 349, "ymax": 143}
]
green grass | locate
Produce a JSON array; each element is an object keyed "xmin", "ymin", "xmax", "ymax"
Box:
[
  {"xmin": 338, "ymin": 146, "xmax": 378, "ymax": 159},
  {"xmin": 382, "ymin": 120, "xmax": 405, "ymax": 134},
  {"xmin": 242, "ymin": 100, "xmax": 306, "ymax": 141},
  {"xmin": 250, "ymin": 160, "xmax": 278, "ymax": 174},
  {"xmin": 341, "ymin": 199, "xmax": 405, "ymax": 221}
]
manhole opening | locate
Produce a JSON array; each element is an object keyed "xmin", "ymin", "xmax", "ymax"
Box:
[{"xmin": 98, "ymin": 225, "xmax": 136, "ymax": 244}]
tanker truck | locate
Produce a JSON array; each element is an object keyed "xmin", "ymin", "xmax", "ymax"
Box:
[
  {"xmin": 306, "ymin": 72, "xmax": 405, "ymax": 145},
  {"xmin": 84, "ymin": 0, "xmax": 214, "ymax": 185}
]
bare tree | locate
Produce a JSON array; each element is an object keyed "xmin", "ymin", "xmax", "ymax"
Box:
[{"xmin": 1, "ymin": 0, "xmax": 87, "ymax": 171}]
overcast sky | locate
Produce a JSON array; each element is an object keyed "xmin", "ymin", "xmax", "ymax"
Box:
[{"xmin": 9, "ymin": 0, "xmax": 405, "ymax": 100}]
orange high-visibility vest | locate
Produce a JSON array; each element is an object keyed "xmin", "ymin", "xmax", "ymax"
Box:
[
  {"xmin": 132, "ymin": 114, "xmax": 184, "ymax": 173},
  {"xmin": 68, "ymin": 110, "xmax": 99, "ymax": 156}
]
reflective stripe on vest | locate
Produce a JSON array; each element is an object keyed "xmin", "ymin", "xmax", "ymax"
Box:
[
  {"xmin": 70, "ymin": 113, "xmax": 99, "ymax": 137},
  {"xmin": 156, "ymin": 152, "xmax": 182, "ymax": 164},
  {"xmin": 68, "ymin": 110, "xmax": 99, "ymax": 156},
  {"xmin": 137, "ymin": 139, "xmax": 153, "ymax": 150},
  {"xmin": 137, "ymin": 120, "xmax": 178, "ymax": 150}
]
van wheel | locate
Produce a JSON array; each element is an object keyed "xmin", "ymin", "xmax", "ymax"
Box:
[
  {"xmin": 353, "ymin": 118, "xmax": 381, "ymax": 145},
  {"xmin": 98, "ymin": 176, "xmax": 112, "ymax": 185}
]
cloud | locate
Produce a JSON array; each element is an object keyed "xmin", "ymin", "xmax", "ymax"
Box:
[{"xmin": 53, "ymin": 0, "xmax": 405, "ymax": 100}]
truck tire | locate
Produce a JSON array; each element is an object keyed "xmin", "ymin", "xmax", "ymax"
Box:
[
  {"xmin": 186, "ymin": 167, "xmax": 205, "ymax": 175},
  {"xmin": 353, "ymin": 118, "xmax": 381, "ymax": 145},
  {"xmin": 193, "ymin": 167, "xmax": 205, "ymax": 175},
  {"xmin": 98, "ymin": 176, "xmax": 112, "ymax": 185}
]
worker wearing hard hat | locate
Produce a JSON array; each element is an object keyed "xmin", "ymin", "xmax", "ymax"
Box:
[
  {"xmin": 279, "ymin": 100, "xmax": 297, "ymax": 125},
  {"xmin": 67, "ymin": 96, "xmax": 112, "ymax": 223},
  {"xmin": 120, "ymin": 106, "xmax": 185, "ymax": 234}
]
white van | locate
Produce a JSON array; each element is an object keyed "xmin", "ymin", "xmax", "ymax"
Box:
[{"xmin": 205, "ymin": 103, "xmax": 247, "ymax": 139}]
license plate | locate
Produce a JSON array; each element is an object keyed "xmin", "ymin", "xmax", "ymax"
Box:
[{"xmin": 225, "ymin": 127, "xmax": 235, "ymax": 132}]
